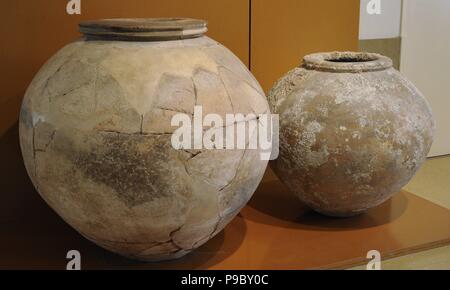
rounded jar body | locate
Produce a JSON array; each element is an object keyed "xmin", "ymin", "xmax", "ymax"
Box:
[
  {"xmin": 268, "ymin": 52, "xmax": 435, "ymax": 217},
  {"xmin": 19, "ymin": 18, "xmax": 269, "ymax": 261}
]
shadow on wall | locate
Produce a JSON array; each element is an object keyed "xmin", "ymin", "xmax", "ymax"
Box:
[{"xmin": 359, "ymin": 38, "xmax": 401, "ymax": 70}]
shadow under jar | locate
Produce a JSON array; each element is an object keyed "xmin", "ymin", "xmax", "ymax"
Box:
[
  {"xmin": 268, "ymin": 51, "xmax": 435, "ymax": 217},
  {"xmin": 19, "ymin": 18, "xmax": 269, "ymax": 261}
]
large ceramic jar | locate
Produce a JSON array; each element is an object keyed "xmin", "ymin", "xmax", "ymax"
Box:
[
  {"xmin": 19, "ymin": 18, "xmax": 269, "ymax": 261},
  {"xmin": 268, "ymin": 52, "xmax": 435, "ymax": 217}
]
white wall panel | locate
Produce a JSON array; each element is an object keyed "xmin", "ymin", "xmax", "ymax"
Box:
[
  {"xmin": 359, "ymin": 0, "xmax": 402, "ymax": 40},
  {"xmin": 401, "ymin": 0, "xmax": 450, "ymax": 156}
]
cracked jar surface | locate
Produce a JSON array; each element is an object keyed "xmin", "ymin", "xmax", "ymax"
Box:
[{"xmin": 19, "ymin": 33, "xmax": 269, "ymax": 261}]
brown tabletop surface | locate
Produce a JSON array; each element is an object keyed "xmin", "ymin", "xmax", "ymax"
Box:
[{"xmin": 1, "ymin": 125, "xmax": 450, "ymax": 270}]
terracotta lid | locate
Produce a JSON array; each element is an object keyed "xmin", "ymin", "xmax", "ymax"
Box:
[
  {"xmin": 302, "ymin": 52, "xmax": 393, "ymax": 73},
  {"xmin": 79, "ymin": 18, "xmax": 208, "ymax": 41}
]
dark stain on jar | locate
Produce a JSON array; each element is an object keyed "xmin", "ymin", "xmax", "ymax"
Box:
[{"xmin": 72, "ymin": 132, "xmax": 189, "ymax": 207}]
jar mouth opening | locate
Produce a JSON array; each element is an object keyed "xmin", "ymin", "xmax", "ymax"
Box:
[
  {"xmin": 302, "ymin": 52, "xmax": 393, "ymax": 72},
  {"xmin": 79, "ymin": 18, "xmax": 208, "ymax": 41}
]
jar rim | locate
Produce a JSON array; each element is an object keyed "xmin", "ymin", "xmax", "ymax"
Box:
[
  {"xmin": 79, "ymin": 18, "xmax": 208, "ymax": 41},
  {"xmin": 302, "ymin": 52, "xmax": 393, "ymax": 73}
]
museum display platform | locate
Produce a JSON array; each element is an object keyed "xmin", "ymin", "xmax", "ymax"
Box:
[{"xmin": 1, "ymin": 125, "xmax": 450, "ymax": 270}]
